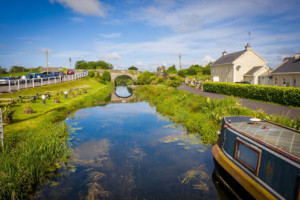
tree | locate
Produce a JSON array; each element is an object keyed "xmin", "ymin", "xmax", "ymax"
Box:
[
  {"xmin": 166, "ymin": 65, "xmax": 177, "ymax": 74},
  {"xmin": 178, "ymin": 69, "xmax": 188, "ymax": 78},
  {"xmin": 75, "ymin": 60, "xmax": 88, "ymax": 69},
  {"xmin": 102, "ymin": 71, "xmax": 111, "ymax": 81},
  {"xmin": 0, "ymin": 66, "xmax": 7, "ymax": 74},
  {"xmin": 9, "ymin": 66, "xmax": 29, "ymax": 73},
  {"xmin": 75, "ymin": 60, "xmax": 113, "ymax": 69},
  {"xmin": 128, "ymin": 66, "xmax": 138, "ymax": 70}
]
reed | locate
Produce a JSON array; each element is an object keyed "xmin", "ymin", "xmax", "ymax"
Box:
[{"xmin": 135, "ymin": 85, "xmax": 300, "ymax": 144}]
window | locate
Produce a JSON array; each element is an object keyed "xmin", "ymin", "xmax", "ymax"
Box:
[
  {"xmin": 234, "ymin": 138, "xmax": 261, "ymax": 175},
  {"xmin": 293, "ymin": 79, "xmax": 296, "ymax": 87},
  {"xmin": 283, "ymin": 78, "xmax": 286, "ymax": 87},
  {"xmin": 275, "ymin": 78, "xmax": 277, "ymax": 86}
]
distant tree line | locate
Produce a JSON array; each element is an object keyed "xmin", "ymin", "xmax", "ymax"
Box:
[
  {"xmin": 75, "ymin": 60, "xmax": 113, "ymax": 69},
  {"xmin": 0, "ymin": 65, "xmax": 41, "ymax": 74},
  {"xmin": 155, "ymin": 63, "xmax": 211, "ymax": 77}
]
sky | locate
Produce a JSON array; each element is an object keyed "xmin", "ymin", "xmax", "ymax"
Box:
[{"xmin": 0, "ymin": 0, "xmax": 300, "ymax": 71}]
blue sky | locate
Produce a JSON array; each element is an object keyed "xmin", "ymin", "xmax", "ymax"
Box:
[{"xmin": 0, "ymin": 0, "xmax": 300, "ymax": 71}]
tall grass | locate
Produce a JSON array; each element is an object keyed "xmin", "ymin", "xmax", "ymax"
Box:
[
  {"xmin": 135, "ymin": 85, "xmax": 300, "ymax": 144},
  {"xmin": 0, "ymin": 78, "xmax": 113, "ymax": 199}
]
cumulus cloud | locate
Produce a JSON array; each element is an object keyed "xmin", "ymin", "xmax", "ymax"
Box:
[
  {"xmin": 98, "ymin": 52, "xmax": 122, "ymax": 60},
  {"xmin": 50, "ymin": 0, "xmax": 105, "ymax": 17},
  {"xmin": 99, "ymin": 33, "xmax": 122, "ymax": 39}
]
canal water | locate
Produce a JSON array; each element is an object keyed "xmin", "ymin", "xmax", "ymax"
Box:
[{"xmin": 35, "ymin": 86, "xmax": 228, "ymax": 200}]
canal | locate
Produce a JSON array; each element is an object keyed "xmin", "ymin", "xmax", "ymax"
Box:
[{"xmin": 35, "ymin": 86, "xmax": 230, "ymax": 199}]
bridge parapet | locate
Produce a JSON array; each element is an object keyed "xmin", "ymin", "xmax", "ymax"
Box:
[{"xmin": 95, "ymin": 69, "xmax": 141, "ymax": 82}]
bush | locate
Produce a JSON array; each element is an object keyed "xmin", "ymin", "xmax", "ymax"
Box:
[
  {"xmin": 165, "ymin": 75, "xmax": 184, "ymax": 88},
  {"xmin": 23, "ymin": 103, "xmax": 34, "ymax": 114},
  {"xmin": 202, "ymin": 82, "xmax": 300, "ymax": 107},
  {"xmin": 178, "ymin": 69, "xmax": 187, "ymax": 78},
  {"xmin": 102, "ymin": 71, "xmax": 111, "ymax": 82},
  {"xmin": 88, "ymin": 71, "xmax": 95, "ymax": 77},
  {"xmin": 153, "ymin": 76, "xmax": 165, "ymax": 85},
  {"xmin": 137, "ymin": 71, "xmax": 155, "ymax": 85}
]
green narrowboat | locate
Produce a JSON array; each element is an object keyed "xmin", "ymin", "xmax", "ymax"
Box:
[{"xmin": 212, "ymin": 116, "xmax": 300, "ymax": 200}]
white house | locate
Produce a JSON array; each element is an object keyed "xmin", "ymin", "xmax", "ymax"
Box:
[
  {"xmin": 269, "ymin": 53, "xmax": 300, "ymax": 87},
  {"xmin": 211, "ymin": 44, "xmax": 270, "ymax": 84}
]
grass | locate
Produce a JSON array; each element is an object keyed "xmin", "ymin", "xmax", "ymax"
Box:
[
  {"xmin": 135, "ymin": 85, "xmax": 300, "ymax": 144},
  {"xmin": 0, "ymin": 77, "xmax": 113, "ymax": 199}
]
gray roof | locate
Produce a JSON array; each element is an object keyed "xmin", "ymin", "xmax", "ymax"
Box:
[
  {"xmin": 212, "ymin": 50, "xmax": 245, "ymax": 66},
  {"xmin": 244, "ymin": 66, "xmax": 263, "ymax": 76},
  {"xmin": 271, "ymin": 57, "xmax": 300, "ymax": 74}
]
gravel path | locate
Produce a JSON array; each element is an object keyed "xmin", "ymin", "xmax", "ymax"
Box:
[{"xmin": 178, "ymin": 84, "xmax": 300, "ymax": 119}]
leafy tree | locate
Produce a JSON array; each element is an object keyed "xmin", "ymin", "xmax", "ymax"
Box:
[
  {"xmin": 128, "ymin": 66, "xmax": 138, "ymax": 70},
  {"xmin": 202, "ymin": 62, "xmax": 211, "ymax": 75},
  {"xmin": 178, "ymin": 69, "xmax": 188, "ymax": 78},
  {"xmin": 9, "ymin": 66, "xmax": 29, "ymax": 73},
  {"xmin": 75, "ymin": 60, "xmax": 88, "ymax": 69},
  {"xmin": 0, "ymin": 66, "xmax": 7, "ymax": 74},
  {"xmin": 102, "ymin": 71, "xmax": 111, "ymax": 81},
  {"xmin": 166, "ymin": 65, "xmax": 177, "ymax": 74}
]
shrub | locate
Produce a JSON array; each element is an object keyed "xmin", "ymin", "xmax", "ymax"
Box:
[
  {"xmin": 23, "ymin": 103, "xmax": 34, "ymax": 114},
  {"xmin": 202, "ymin": 82, "xmax": 300, "ymax": 107},
  {"xmin": 52, "ymin": 95, "xmax": 60, "ymax": 103},
  {"xmin": 102, "ymin": 71, "xmax": 111, "ymax": 82},
  {"xmin": 153, "ymin": 76, "xmax": 165, "ymax": 85},
  {"xmin": 165, "ymin": 75, "xmax": 184, "ymax": 88},
  {"xmin": 2, "ymin": 105, "xmax": 15, "ymax": 124},
  {"xmin": 137, "ymin": 71, "xmax": 155, "ymax": 85},
  {"xmin": 88, "ymin": 71, "xmax": 95, "ymax": 77}
]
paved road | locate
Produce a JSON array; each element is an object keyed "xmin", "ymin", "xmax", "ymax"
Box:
[{"xmin": 178, "ymin": 84, "xmax": 300, "ymax": 119}]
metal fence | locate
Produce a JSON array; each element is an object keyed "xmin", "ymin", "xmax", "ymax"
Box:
[{"xmin": 0, "ymin": 72, "xmax": 88, "ymax": 93}]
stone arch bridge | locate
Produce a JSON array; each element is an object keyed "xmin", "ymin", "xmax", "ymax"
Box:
[{"xmin": 96, "ymin": 69, "xmax": 140, "ymax": 82}]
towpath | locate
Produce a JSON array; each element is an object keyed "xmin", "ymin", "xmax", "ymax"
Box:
[{"xmin": 178, "ymin": 84, "xmax": 300, "ymax": 119}]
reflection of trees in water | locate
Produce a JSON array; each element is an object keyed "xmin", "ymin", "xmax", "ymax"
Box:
[{"xmin": 115, "ymin": 75, "xmax": 134, "ymax": 86}]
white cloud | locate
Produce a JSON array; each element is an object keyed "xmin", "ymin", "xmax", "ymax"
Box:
[
  {"xmin": 50, "ymin": 0, "xmax": 105, "ymax": 17},
  {"xmin": 53, "ymin": 50, "xmax": 92, "ymax": 58},
  {"xmin": 69, "ymin": 17, "xmax": 84, "ymax": 23},
  {"xmin": 39, "ymin": 47, "xmax": 53, "ymax": 54},
  {"xmin": 98, "ymin": 52, "xmax": 122, "ymax": 60},
  {"xmin": 99, "ymin": 33, "xmax": 122, "ymax": 39}
]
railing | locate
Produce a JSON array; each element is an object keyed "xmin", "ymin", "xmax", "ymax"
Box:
[{"xmin": 0, "ymin": 72, "xmax": 88, "ymax": 93}]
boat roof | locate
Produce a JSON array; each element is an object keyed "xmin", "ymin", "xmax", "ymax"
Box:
[{"xmin": 224, "ymin": 116, "xmax": 300, "ymax": 161}]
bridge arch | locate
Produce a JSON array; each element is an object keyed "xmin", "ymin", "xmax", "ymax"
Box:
[{"xmin": 96, "ymin": 69, "xmax": 140, "ymax": 82}]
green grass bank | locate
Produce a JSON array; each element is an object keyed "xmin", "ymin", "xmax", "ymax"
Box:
[
  {"xmin": 0, "ymin": 77, "xmax": 113, "ymax": 199},
  {"xmin": 135, "ymin": 85, "xmax": 300, "ymax": 144}
]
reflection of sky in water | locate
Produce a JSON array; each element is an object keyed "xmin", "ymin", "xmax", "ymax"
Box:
[
  {"xmin": 36, "ymin": 102, "xmax": 219, "ymax": 200},
  {"xmin": 115, "ymin": 86, "xmax": 132, "ymax": 97}
]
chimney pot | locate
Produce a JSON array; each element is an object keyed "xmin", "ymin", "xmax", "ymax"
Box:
[
  {"xmin": 295, "ymin": 53, "xmax": 300, "ymax": 59},
  {"xmin": 222, "ymin": 50, "xmax": 227, "ymax": 56},
  {"xmin": 245, "ymin": 43, "xmax": 251, "ymax": 51}
]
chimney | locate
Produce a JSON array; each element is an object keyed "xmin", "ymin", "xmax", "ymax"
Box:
[
  {"xmin": 222, "ymin": 50, "xmax": 227, "ymax": 56},
  {"xmin": 245, "ymin": 43, "xmax": 251, "ymax": 51},
  {"xmin": 295, "ymin": 53, "xmax": 300, "ymax": 60}
]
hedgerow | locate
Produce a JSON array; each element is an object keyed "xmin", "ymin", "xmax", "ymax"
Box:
[{"xmin": 202, "ymin": 82, "xmax": 300, "ymax": 107}]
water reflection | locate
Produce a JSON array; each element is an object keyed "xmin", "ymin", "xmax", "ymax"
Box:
[
  {"xmin": 35, "ymin": 102, "xmax": 221, "ymax": 199},
  {"xmin": 115, "ymin": 86, "xmax": 133, "ymax": 98}
]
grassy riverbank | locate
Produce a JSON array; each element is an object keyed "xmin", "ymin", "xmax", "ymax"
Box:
[
  {"xmin": 0, "ymin": 77, "xmax": 113, "ymax": 199},
  {"xmin": 135, "ymin": 85, "xmax": 300, "ymax": 144}
]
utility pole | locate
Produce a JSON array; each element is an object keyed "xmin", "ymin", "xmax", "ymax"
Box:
[
  {"xmin": 46, "ymin": 50, "xmax": 49, "ymax": 74},
  {"xmin": 179, "ymin": 54, "xmax": 182, "ymax": 69}
]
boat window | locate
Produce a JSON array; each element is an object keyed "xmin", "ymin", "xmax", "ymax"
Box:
[{"xmin": 234, "ymin": 138, "xmax": 261, "ymax": 176}]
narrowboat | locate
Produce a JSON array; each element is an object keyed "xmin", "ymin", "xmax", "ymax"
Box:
[{"xmin": 212, "ymin": 116, "xmax": 300, "ymax": 200}]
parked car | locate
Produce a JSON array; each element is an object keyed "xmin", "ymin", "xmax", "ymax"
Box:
[
  {"xmin": 0, "ymin": 77, "xmax": 16, "ymax": 85},
  {"xmin": 235, "ymin": 81, "xmax": 250, "ymax": 84},
  {"xmin": 53, "ymin": 71, "xmax": 65, "ymax": 77},
  {"xmin": 67, "ymin": 69, "xmax": 74, "ymax": 75},
  {"xmin": 27, "ymin": 73, "xmax": 43, "ymax": 79}
]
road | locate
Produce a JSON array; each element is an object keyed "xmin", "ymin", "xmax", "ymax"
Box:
[{"xmin": 178, "ymin": 84, "xmax": 300, "ymax": 119}]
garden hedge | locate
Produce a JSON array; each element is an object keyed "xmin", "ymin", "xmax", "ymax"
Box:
[{"xmin": 202, "ymin": 82, "xmax": 300, "ymax": 107}]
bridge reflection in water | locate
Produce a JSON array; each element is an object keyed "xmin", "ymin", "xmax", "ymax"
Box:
[{"xmin": 111, "ymin": 86, "xmax": 136, "ymax": 103}]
